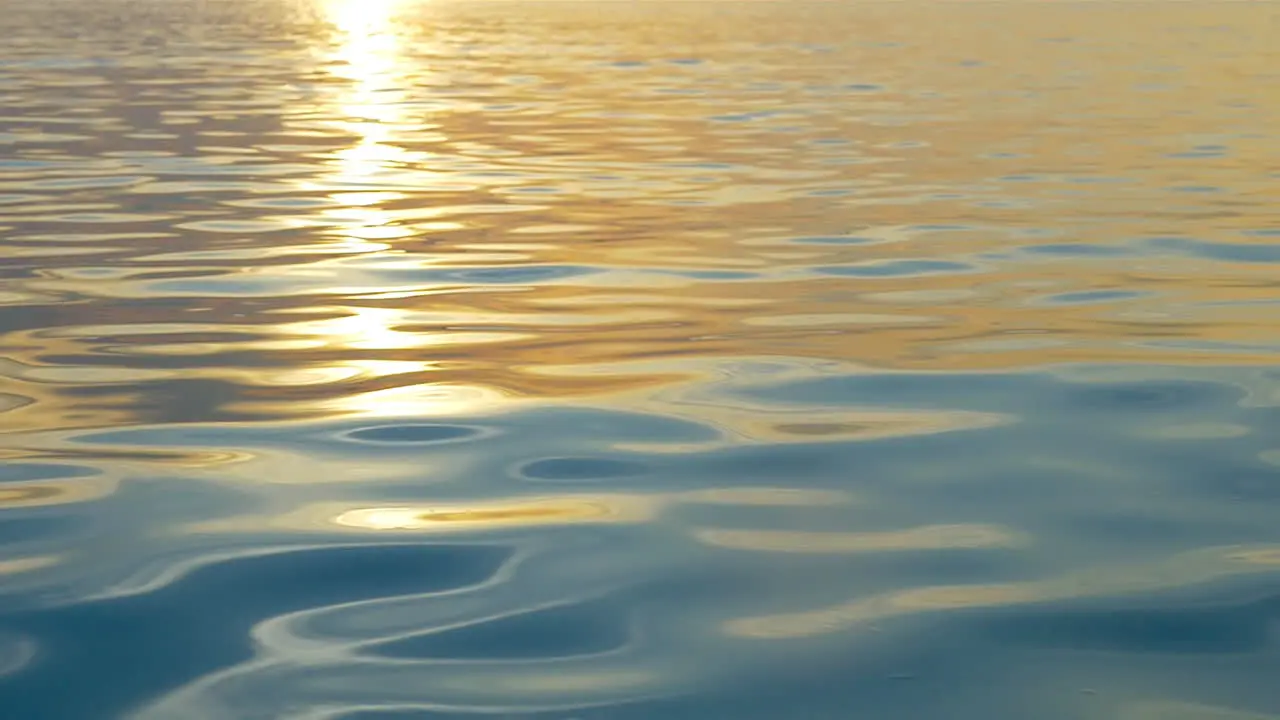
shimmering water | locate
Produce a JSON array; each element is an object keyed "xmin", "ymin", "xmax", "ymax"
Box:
[{"xmin": 1, "ymin": 0, "xmax": 1279, "ymax": 717}]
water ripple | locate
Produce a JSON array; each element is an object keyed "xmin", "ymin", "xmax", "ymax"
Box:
[{"xmin": 1, "ymin": 0, "xmax": 1278, "ymax": 718}]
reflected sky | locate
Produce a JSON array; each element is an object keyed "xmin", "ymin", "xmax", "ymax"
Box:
[{"xmin": 1, "ymin": 0, "xmax": 1280, "ymax": 718}]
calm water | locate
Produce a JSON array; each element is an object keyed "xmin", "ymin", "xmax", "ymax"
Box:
[{"xmin": 2, "ymin": 0, "xmax": 1279, "ymax": 717}]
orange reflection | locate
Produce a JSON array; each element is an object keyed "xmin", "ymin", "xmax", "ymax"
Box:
[
  {"xmin": 186, "ymin": 485, "xmax": 858, "ymax": 532},
  {"xmin": 0, "ymin": 477, "xmax": 117, "ymax": 509},
  {"xmin": 0, "ymin": 1, "xmax": 1276, "ymax": 448},
  {"xmin": 334, "ymin": 496, "xmax": 650, "ymax": 531}
]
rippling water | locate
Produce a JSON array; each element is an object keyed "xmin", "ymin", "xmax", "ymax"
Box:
[{"xmin": 2, "ymin": 0, "xmax": 1279, "ymax": 717}]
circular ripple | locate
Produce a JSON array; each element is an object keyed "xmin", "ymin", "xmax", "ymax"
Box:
[{"xmin": 341, "ymin": 423, "xmax": 485, "ymax": 445}]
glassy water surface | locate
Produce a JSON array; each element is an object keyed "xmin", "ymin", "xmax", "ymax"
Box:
[{"xmin": 2, "ymin": 0, "xmax": 1279, "ymax": 717}]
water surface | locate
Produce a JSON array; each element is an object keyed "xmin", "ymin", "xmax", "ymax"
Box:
[{"xmin": 2, "ymin": 1, "xmax": 1280, "ymax": 718}]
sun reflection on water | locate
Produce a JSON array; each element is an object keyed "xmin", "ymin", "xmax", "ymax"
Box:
[
  {"xmin": 320, "ymin": 0, "xmax": 411, "ymax": 226},
  {"xmin": 285, "ymin": 0, "xmax": 506, "ymax": 415}
]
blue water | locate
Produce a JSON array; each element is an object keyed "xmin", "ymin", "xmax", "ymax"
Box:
[{"xmin": 2, "ymin": 0, "xmax": 1280, "ymax": 717}]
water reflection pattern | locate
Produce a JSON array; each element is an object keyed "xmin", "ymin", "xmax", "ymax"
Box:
[{"xmin": 1, "ymin": 0, "xmax": 1279, "ymax": 718}]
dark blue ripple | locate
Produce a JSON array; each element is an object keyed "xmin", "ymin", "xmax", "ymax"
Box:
[
  {"xmin": 816, "ymin": 260, "xmax": 975, "ymax": 278},
  {"xmin": 1021, "ymin": 243, "xmax": 1134, "ymax": 257},
  {"xmin": 433, "ymin": 265, "xmax": 596, "ymax": 283},
  {"xmin": 1145, "ymin": 237, "xmax": 1280, "ymax": 263},
  {"xmin": 0, "ymin": 544, "xmax": 509, "ymax": 719},
  {"xmin": 0, "ymin": 464, "xmax": 101, "ymax": 483},
  {"xmin": 990, "ymin": 598, "xmax": 1280, "ymax": 654}
]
